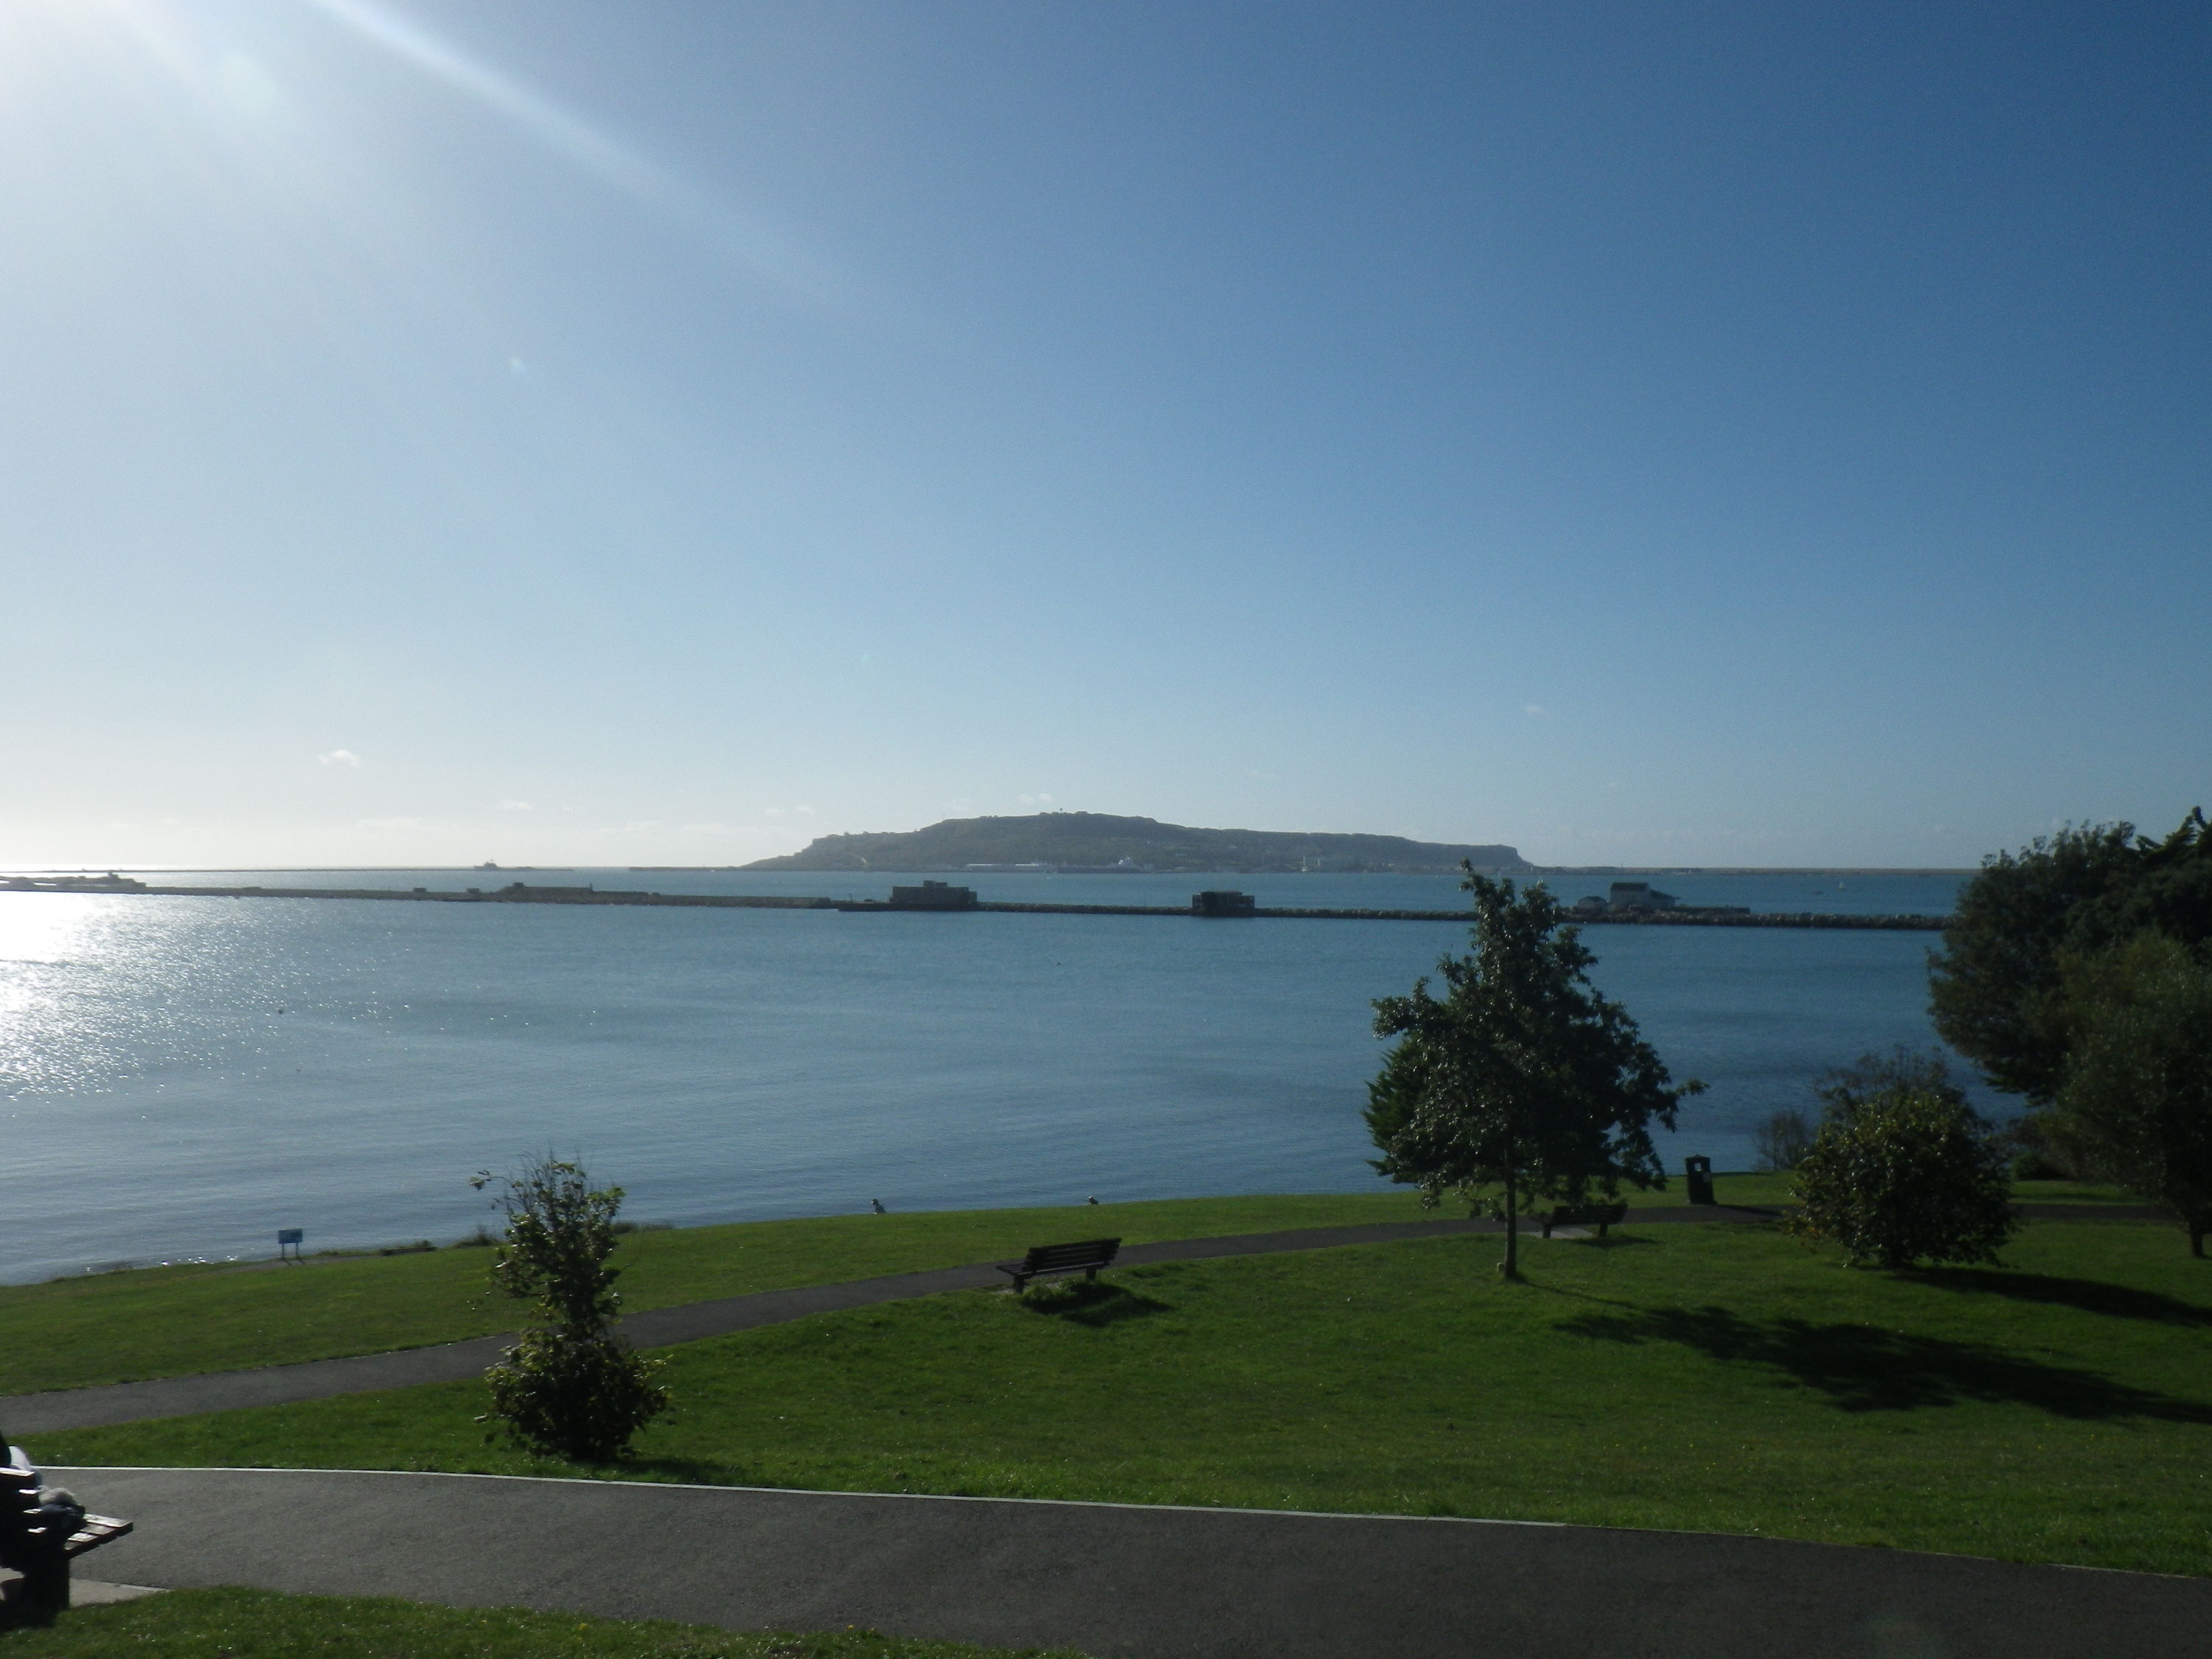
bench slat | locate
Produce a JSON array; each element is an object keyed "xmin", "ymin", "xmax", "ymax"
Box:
[
  {"xmin": 63, "ymin": 1515, "xmax": 131, "ymax": 1558},
  {"xmin": 1019, "ymin": 1240, "xmax": 1118, "ymax": 1267}
]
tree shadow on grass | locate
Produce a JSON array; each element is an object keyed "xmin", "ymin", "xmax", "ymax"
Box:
[
  {"xmin": 1554, "ymin": 1304, "xmax": 2212, "ymax": 1420},
  {"xmin": 1554, "ymin": 1233, "xmax": 1660, "ymax": 1251},
  {"xmin": 1013, "ymin": 1279, "xmax": 1170, "ymax": 1328},
  {"xmin": 1908, "ymin": 1267, "xmax": 2212, "ymax": 1329}
]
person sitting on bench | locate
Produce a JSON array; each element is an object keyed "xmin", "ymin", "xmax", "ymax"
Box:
[{"xmin": 1, "ymin": 1437, "xmax": 83, "ymax": 1615}]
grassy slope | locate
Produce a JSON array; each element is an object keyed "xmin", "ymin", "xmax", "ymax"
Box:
[
  {"xmin": 34, "ymin": 1220, "xmax": 2211, "ymax": 1577},
  {"xmin": 0, "ymin": 1586, "xmax": 1085, "ymax": 1658},
  {"xmin": 0, "ymin": 1175, "xmax": 1916, "ymax": 1398}
]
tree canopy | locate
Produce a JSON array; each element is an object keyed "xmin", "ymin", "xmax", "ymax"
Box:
[
  {"xmin": 1366, "ymin": 865, "xmax": 1701, "ymax": 1279},
  {"xmin": 1930, "ymin": 809, "xmax": 2212, "ymax": 1102},
  {"xmin": 2054, "ymin": 934, "xmax": 2212, "ymax": 1258}
]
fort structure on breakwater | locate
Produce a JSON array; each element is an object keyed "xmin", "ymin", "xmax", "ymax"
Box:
[{"xmin": 0, "ymin": 878, "xmax": 1950, "ymax": 930}]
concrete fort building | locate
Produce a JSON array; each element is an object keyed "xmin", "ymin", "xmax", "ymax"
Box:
[
  {"xmin": 888, "ymin": 881, "xmax": 978, "ymax": 911},
  {"xmin": 1574, "ymin": 882, "xmax": 1680, "ymax": 914}
]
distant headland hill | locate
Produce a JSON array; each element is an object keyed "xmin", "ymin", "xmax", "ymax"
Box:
[{"xmin": 740, "ymin": 813, "xmax": 1528, "ymax": 874}]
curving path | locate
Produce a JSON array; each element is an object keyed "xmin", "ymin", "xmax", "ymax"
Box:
[
  {"xmin": 0, "ymin": 1213, "xmax": 1705, "ymax": 1433},
  {"xmin": 51, "ymin": 1466, "xmax": 2212, "ymax": 1659},
  {"xmin": 2, "ymin": 1204, "xmax": 2163, "ymax": 1436}
]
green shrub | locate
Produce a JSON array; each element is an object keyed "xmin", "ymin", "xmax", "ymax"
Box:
[{"xmin": 1787, "ymin": 1088, "xmax": 2017, "ymax": 1269}]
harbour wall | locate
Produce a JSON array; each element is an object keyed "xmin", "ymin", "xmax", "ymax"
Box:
[{"xmin": 2, "ymin": 883, "xmax": 1950, "ymax": 930}]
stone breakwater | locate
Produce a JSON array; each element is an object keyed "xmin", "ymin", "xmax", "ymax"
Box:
[
  {"xmin": 974, "ymin": 902, "xmax": 1944, "ymax": 929},
  {"xmin": 1, "ymin": 884, "xmax": 1950, "ymax": 930}
]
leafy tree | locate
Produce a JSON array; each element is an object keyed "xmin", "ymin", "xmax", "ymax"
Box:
[
  {"xmin": 472, "ymin": 1156, "xmax": 669, "ymax": 1461},
  {"xmin": 1366, "ymin": 865, "xmax": 1702, "ymax": 1279},
  {"xmin": 1787, "ymin": 1087, "xmax": 2016, "ymax": 1269},
  {"xmin": 2053, "ymin": 934, "xmax": 2212, "ymax": 1258},
  {"xmin": 1999, "ymin": 1105, "xmax": 2104, "ymax": 1182},
  {"xmin": 1812, "ymin": 1046, "xmax": 1971, "ymax": 1121},
  {"xmin": 1930, "ymin": 810, "xmax": 2212, "ymax": 1102},
  {"xmin": 1750, "ymin": 1109, "xmax": 1814, "ymax": 1172}
]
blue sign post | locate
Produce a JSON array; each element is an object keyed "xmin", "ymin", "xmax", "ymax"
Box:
[{"xmin": 277, "ymin": 1228, "xmax": 305, "ymax": 1263}]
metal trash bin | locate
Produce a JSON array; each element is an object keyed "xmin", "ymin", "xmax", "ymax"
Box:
[{"xmin": 1683, "ymin": 1155, "xmax": 1716, "ymax": 1206}]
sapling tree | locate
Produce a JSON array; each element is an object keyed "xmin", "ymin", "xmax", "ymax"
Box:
[
  {"xmin": 1366, "ymin": 865, "xmax": 1702, "ymax": 1280},
  {"xmin": 472, "ymin": 1155, "xmax": 668, "ymax": 1461}
]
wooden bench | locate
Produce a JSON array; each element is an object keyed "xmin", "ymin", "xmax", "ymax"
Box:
[
  {"xmin": 1, "ymin": 1512, "xmax": 133, "ymax": 1616},
  {"xmin": 995, "ymin": 1237, "xmax": 1121, "ymax": 1292},
  {"xmin": 5, "ymin": 1446, "xmax": 132, "ymax": 1618},
  {"xmin": 1541, "ymin": 1203, "xmax": 1629, "ymax": 1239}
]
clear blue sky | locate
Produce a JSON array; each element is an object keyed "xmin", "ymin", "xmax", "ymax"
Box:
[{"xmin": 2, "ymin": 1, "xmax": 2205, "ymax": 868}]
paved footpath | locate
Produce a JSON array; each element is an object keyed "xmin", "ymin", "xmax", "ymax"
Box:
[
  {"xmin": 52, "ymin": 1466, "xmax": 2212, "ymax": 1659},
  {"xmin": 2, "ymin": 1205, "xmax": 2163, "ymax": 1435}
]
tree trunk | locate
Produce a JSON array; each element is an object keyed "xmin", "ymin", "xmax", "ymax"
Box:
[
  {"xmin": 1501, "ymin": 1162, "xmax": 1521, "ymax": 1280},
  {"xmin": 2177, "ymin": 1194, "xmax": 2207, "ymax": 1259}
]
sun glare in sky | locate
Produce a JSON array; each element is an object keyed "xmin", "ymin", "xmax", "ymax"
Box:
[{"xmin": 1, "ymin": 1, "xmax": 2205, "ymax": 869}]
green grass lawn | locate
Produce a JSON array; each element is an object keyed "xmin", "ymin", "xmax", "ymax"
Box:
[
  {"xmin": 0, "ymin": 1179, "xmax": 2155, "ymax": 1399},
  {"xmin": 0, "ymin": 1194, "xmax": 1449, "ymax": 1397},
  {"xmin": 0, "ymin": 1175, "xmax": 1865, "ymax": 1399},
  {"xmin": 33, "ymin": 1219, "xmax": 2211, "ymax": 1577},
  {"xmin": 0, "ymin": 1586, "xmax": 1085, "ymax": 1658}
]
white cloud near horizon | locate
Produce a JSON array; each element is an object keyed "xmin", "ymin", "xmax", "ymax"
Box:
[{"xmin": 318, "ymin": 750, "xmax": 361, "ymax": 767}]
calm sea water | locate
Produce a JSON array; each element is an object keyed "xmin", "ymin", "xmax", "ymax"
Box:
[{"xmin": 0, "ymin": 868, "xmax": 1979, "ymax": 1283}]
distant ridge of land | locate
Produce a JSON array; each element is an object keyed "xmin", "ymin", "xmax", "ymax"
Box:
[{"xmin": 740, "ymin": 812, "xmax": 1528, "ymax": 874}]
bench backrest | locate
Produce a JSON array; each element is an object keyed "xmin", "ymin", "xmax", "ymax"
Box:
[
  {"xmin": 1020, "ymin": 1238, "xmax": 1121, "ymax": 1272},
  {"xmin": 1551, "ymin": 1203, "xmax": 1629, "ymax": 1224}
]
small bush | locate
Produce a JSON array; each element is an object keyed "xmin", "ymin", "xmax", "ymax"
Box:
[
  {"xmin": 1787, "ymin": 1088, "xmax": 2017, "ymax": 1269},
  {"xmin": 377, "ymin": 1239, "xmax": 437, "ymax": 1256}
]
